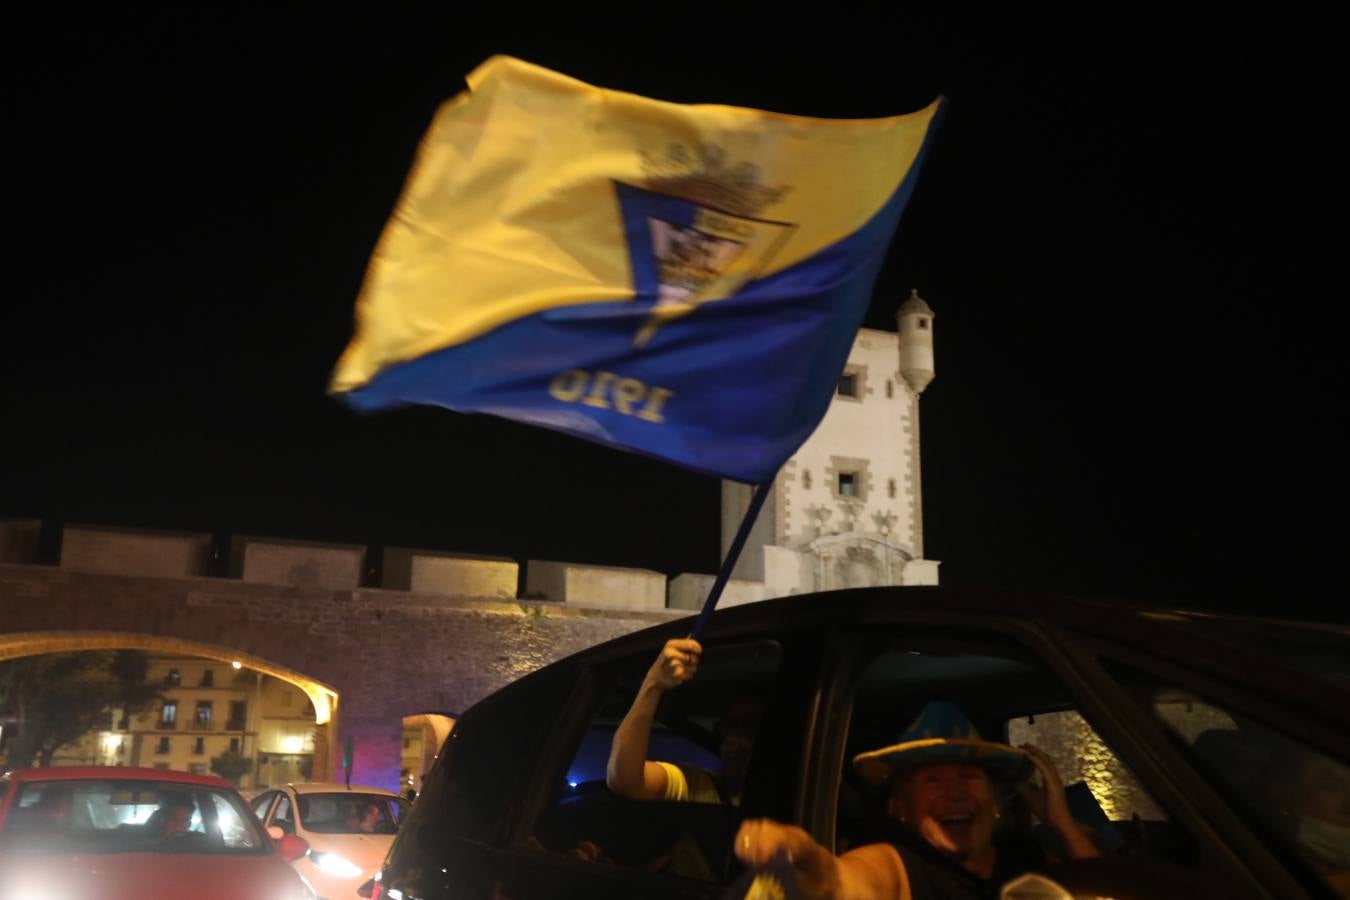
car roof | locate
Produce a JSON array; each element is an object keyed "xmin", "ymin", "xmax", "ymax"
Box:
[
  {"xmin": 3, "ymin": 766, "xmax": 234, "ymax": 788},
  {"xmin": 475, "ymin": 585, "xmax": 1347, "ymax": 733},
  {"xmin": 281, "ymin": 782, "xmax": 400, "ymax": 797},
  {"xmin": 573, "ymin": 585, "xmax": 1347, "ymax": 663}
]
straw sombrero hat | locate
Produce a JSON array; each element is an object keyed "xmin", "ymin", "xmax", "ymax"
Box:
[{"xmin": 853, "ymin": 701, "xmax": 1032, "ymax": 785}]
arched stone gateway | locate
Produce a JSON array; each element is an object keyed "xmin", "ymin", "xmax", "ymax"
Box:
[
  {"xmin": 0, "ymin": 564, "xmax": 676, "ymax": 790},
  {"xmin": 0, "ymin": 631, "xmax": 339, "ymax": 783}
]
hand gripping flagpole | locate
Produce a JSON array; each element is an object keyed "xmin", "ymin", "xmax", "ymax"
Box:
[{"xmin": 689, "ymin": 478, "xmax": 774, "ymax": 641}]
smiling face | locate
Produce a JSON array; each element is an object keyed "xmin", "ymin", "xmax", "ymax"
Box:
[{"xmin": 890, "ymin": 762, "xmax": 998, "ymax": 864}]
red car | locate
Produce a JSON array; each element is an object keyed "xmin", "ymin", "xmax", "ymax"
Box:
[{"xmin": 0, "ymin": 766, "xmax": 316, "ymax": 899}]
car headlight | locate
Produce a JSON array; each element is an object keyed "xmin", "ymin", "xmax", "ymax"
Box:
[{"xmin": 309, "ymin": 850, "xmax": 365, "ymax": 879}]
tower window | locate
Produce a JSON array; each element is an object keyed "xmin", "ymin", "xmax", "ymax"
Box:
[
  {"xmin": 830, "ymin": 456, "xmax": 870, "ymax": 503},
  {"xmin": 837, "ymin": 373, "xmax": 859, "ymax": 397},
  {"xmin": 918, "ymin": 318, "xmax": 929, "ymax": 330},
  {"xmin": 886, "ymin": 380, "xmax": 894, "ymax": 398},
  {"xmin": 888, "ymin": 479, "xmax": 897, "ymax": 499}
]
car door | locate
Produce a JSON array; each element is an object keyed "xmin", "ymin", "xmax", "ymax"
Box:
[{"xmin": 377, "ymin": 659, "xmax": 583, "ymax": 900}]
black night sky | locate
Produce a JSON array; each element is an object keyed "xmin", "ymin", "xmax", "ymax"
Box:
[{"xmin": 2, "ymin": 12, "xmax": 1344, "ymax": 621}]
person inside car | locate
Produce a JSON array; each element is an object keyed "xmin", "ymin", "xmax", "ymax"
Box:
[
  {"xmin": 346, "ymin": 800, "xmax": 381, "ymax": 834},
  {"xmin": 607, "ymin": 637, "xmax": 761, "ymax": 806},
  {"xmin": 598, "ymin": 637, "xmax": 764, "ymax": 880},
  {"xmin": 734, "ymin": 701, "xmax": 1100, "ymax": 900},
  {"xmin": 156, "ymin": 796, "xmax": 195, "ymax": 837},
  {"xmin": 139, "ymin": 794, "xmax": 195, "ymax": 842}
]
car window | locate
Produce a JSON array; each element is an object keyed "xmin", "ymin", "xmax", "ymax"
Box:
[
  {"xmin": 1107, "ymin": 662, "xmax": 1350, "ymax": 899},
  {"xmin": 1008, "ymin": 710, "xmax": 1166, "ymax": 826},
  {"xmin": 298, "ymin": 792, "xmax": 401, "ymax": 835},
  {"xmin": 835, "ymin": 636, "xmax": 1197, "ymax": 871},
  {"xmin": 530, "ymin": 638, "xmax": 785, "ymax": 884},
  {"xmin": 206, "ymin": 791, "xmax": 269, "ymax": 850},
  {"xmin": 0, "ymin": 780, "xmax": 268, "ymax": 855}
]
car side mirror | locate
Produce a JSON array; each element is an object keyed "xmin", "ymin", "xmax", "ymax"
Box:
[
  {"xmin": 277, "ymin": 833, "xmax": 310, "ymax": 863},
  {"xmin": 267, "ymin": 824, "xmax": 285, "ymax": 841}
]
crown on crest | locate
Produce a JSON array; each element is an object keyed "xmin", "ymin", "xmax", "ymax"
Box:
[{"xmin": 640, "ymin": 142, "xmax": 789, "ymax": 218}]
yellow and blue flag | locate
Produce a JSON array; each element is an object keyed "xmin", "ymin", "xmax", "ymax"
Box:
[{"xmin": 332, "ymin": 57, "xmax": 942, "ymax": 484}]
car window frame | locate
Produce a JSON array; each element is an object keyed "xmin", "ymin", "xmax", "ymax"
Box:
[
  {"xmin": 251, "ymin": 790, "xmax": 278, "ymax": 824},
  {"xmin": 801, "ymin": 611, "xmax": 1303, "ymax": 898},
  {"xmin": 500, "ymin": 623, "xmax": 829, "ymax": 896},
  {"xmin": 271, "ymin": 792, "xmax": 295, "ymax": 835},
  {"xmin": 806, "ymin": 616, "xmax": 1091, "ymax": 852}
]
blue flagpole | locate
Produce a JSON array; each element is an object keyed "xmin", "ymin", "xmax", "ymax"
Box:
[{"xmin": 689, "ymin": 478, "xmax": 774, "ymax": 641}]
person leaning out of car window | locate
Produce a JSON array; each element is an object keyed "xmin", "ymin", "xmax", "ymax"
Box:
[
  {"xmin": 735, "ymin": 701, "xmax": 1100, "ymax": 900},
  {"xmin": 607, "ymin": 638, "xmax": 760, "ymax": 806}
]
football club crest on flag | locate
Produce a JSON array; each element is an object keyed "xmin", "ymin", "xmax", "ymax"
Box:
[{"xmin": 621, "ymin": 145, "xmax": 795, "ymax": 346}]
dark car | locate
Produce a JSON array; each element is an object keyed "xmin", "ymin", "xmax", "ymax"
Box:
[{"xmin": 370, "ymin": 586, "xmax": 1349, "ymax": 900}]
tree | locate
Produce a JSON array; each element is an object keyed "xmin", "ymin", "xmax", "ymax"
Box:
[
  {"xmin": 0, "ymin": 650, "xmax": 161, "ymax": 768},
  {"xmin": 210, "ymin": 749, "xmax": 253, "ymax": 785}
]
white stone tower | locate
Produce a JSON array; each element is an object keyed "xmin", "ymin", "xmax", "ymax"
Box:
[{"xmin": 703, "ymin": 292, "xmax": 941, "ymax": 604}]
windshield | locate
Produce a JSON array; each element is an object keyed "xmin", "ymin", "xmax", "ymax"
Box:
[
  {"xmin": 296, "ymin": 792, "xmax": 410, "ymax": 835},
  {"xmin": 0, "ymin": 779, "xmax": 270, "ymax": 855}
]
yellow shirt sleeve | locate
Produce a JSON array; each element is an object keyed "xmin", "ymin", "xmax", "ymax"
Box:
[{"xmin": 654, "ymin": 761, "xmax": 689, "ymax": 802}]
